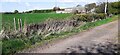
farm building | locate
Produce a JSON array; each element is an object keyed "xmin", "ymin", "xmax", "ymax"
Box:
[
  {"xmin": 56, "ymin": 6, "xmax": 86, "ymax": 14},
  {"xmin": 56, "ymin": 8, "xmax": 73, "ymax": 13}
]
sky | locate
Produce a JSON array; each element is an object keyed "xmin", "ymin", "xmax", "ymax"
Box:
[{"xmin": 0, "ymin": 0, "xmax": 118, "ymax": 12}]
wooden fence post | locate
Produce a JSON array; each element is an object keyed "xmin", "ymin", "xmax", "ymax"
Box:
[
  {"xmin": 23, "ymin": 19, "xmax": 27, "ymax": 35},
  {"xmin": 14, "ymin": 18, "xmax": 16, "ymax": 31},
  {"xmin": 20, "ymin": 19, "xmax": 22, "ymax": 32},
  {"xmin": 18, "ymin": 19, "xmax": 20, "ymax": 31}
]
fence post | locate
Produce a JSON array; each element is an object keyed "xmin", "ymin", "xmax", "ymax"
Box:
[
  {"xmin": 18, "ymin": 19, "xmax": 20, "ymax": 31},
  {"xmin": 14, "ymin": 18, "xmax": 16, "ymax": 31},
  {"xmin": 23, "ymin": 19, "xmax": 27, "ymax": 35},
  {"xmin": 20, "ymin": 19, "xmax": 22, "ymax": 32}
]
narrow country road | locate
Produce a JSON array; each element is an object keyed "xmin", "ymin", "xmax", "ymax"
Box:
[{"xmin": 22, "ymin": 20, "xmax": 118, "ymax": 53}]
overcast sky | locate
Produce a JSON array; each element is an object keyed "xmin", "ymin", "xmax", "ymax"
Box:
[{"xmin": 0, "ymin": 0, "xmax": 118, "ymax": 12}]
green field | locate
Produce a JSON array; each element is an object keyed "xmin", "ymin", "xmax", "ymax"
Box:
[{"xmin": 2, "ymin": 13, "xmax": 72, "ymax": 30}]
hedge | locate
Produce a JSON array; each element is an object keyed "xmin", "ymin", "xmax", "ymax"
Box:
[{"xmin": 71, "ymin": 13, "xmax": 106, "ymax": 22}]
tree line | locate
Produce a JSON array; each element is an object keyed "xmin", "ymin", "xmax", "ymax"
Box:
[
  {"xmin": 25, "ymin": 9, "xmax": 54, "ymax": 13},
  {"xmin": 85, "ymin": 1, "xmax": 120, "ymax": 15}
]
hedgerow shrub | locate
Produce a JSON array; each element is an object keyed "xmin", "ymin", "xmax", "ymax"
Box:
[
  {"xmin": 98, "ymin": 13, "xmax": 106, "ymax": 20},
  {"xmin": 75, "ymin": 13, "xmax": 106, "ymax": 22}
]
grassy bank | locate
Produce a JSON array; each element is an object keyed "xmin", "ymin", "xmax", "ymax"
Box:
[{"xmin": 2, "ymin": 15, "xmax": 118, "ymax": 55}]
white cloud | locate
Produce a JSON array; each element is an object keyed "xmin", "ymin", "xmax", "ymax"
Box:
[
  {"xmin": 33, "ymin": 6, "xmax": 41, "ymax": 9},
  {"xmin": 0, "ymin": 0, "xmax": 21, "ymax": 2},
  {"xmin": 57, "ymin": 0, "xmax": 97, "ymax": 3},
  {"xmin": 57, "ymin": 0, "xmax": 74, "ymax": 2},
  {"xmin": 97, "ymin": 0, "xmax": 118, "ymax": 2},
  {"xmin": 25, "ymin": 2, "xmax": 30, "ymax": 6},
  {"xmin": 57, "ymin": 0, "xmax": 118, "ymax": 2},
  {"xmin": 0, "ymin": 0, "xmax": 118, "ymax": 2},
  {"xmin": 0, "ymin": 3, "xmax": 2, "ymax": 12}
]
